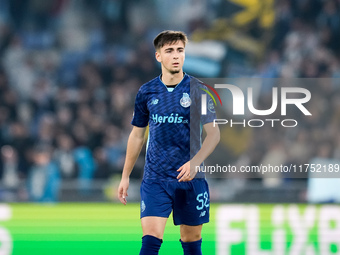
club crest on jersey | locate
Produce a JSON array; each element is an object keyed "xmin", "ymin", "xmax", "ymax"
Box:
[
  {"xmin": 180, "ymin": 93, "xmax": 191, "ymax": 108},
  {"xmin": 208, "ymin": 98, "xmax": 215, "ymax": 113}
]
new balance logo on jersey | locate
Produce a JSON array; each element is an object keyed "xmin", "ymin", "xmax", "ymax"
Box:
[
  {"xmin": 151, "ymin": 113, "xmax": 188, "ymax": 124},
  {"xmin": 151, "ymin": 99, "xmax": 159, "ymax": 105}
]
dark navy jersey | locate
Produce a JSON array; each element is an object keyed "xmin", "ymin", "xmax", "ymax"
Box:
[{"xmin": 131, "ymin": 74, "xmax": 216, "ymax": 181}]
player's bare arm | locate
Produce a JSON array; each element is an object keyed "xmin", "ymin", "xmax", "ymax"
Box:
[
  {"xmin": 118, "ymin": 126, "xmax": 146, "ymax": 205},
  {"xmin": 177, "ymin": 122, "xmax": 220, "ymax": 182}
]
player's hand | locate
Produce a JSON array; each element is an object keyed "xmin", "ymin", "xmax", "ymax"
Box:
[
  {"xmin": 177, "ymin": 161, "xmax": 196, "ymax": 182},
  {"xmin": 118, "ymin": 177, "xmax": 129, "ymax": 205}
]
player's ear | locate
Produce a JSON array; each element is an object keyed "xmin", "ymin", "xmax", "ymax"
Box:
[{"xmin": 155, "ymin": 51, "xmax": 161, "ymax": 63}]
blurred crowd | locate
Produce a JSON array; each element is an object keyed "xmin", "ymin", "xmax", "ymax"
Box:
[
  {"xmin": 249, "ymin": 0, "xmax": 340, "ymax": 186},
  {"xmin": 0, "ymin": 0, "xmax": 161, "ymax": 201},
  {"xmin": 0, "ymin": 0, "xmax": 339, "ymax": 202},
  {"xmin": 215, "ymin": 0, "xmax": 340, "ymax": 202}
]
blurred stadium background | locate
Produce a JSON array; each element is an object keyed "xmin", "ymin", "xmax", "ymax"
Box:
[{"xmin": 0, "ymin": 0, "xmax": 340, "ymax": 254}]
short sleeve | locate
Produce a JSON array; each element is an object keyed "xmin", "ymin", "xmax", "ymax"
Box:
[
  {"xmin": 200, "ymin": 89, "xmax": 216, "ymax": 125},
  {"xmin": 131, "ymin": 88, "xmax": 149, "ymax": 127},
  {"xmin": 190, "ymin": 78, "xmax": 217, "ymax": 125}
]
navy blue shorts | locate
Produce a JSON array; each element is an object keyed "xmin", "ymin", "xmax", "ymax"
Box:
[{"xmin": 140, "ymin": 179, "xmax": 210, "ymax": 226}]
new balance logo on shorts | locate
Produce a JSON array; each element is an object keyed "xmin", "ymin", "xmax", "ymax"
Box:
[
  {"xmin": 141, "ymin": 200, "xmax": 146, "ymax": 212},
  {"xmin": 199, "ymin": 211, "xmax": 206, "ymax": 217}
]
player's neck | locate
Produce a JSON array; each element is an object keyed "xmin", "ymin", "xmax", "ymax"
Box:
[{"xmin": 161, "ymin": 70, "xmax": 184, "ymax": 86}]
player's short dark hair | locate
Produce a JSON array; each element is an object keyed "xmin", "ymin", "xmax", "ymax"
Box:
[{"xmin": 153, "ymin": 30, "xmax": 188, "ymax": 50}]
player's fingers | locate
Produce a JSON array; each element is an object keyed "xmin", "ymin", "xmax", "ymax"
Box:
[
  {"xmin": 118, "ymin": 197, "xmax": 124, "ymax": 204},
  {"xmin": 123, "ymin": 187, "xmax": 129, "ymax": 201},
  {"xmin": 177, "ymin": 166, "xmax": 183, "ymax": 172},
  {"xmin": 118, "ymin": 187, "xmax": 123, "ymax": 198},
  {"xmin": 118, "ymin": 186, "xmax": 128, "ymax": 205},
  {"xmin": 118, "ymin": 194, "xmax": 126, "ymax": 204},
  {"xmin": 179, "ymin": 176, "xmax": 189, "ymax": 182},
  {"xmin": 123, "ymin": 189, "xmax": 128, "ymax": 198},
  {"xmin": 178, "ymin": 176, "xmax": 186, "ymax": 182},
  {"xmin": 120, "ymin": 193, "xmax": 127, "ymax": 205},
  {"xmin": 178, "ymin": 171, "xmax": 189, "ymax": 182},
  {"xmin": 177, "ymin": 169, "xmax": 185, "ymax": 179}
]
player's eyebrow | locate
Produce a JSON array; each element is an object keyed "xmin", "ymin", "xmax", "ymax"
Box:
[
  {"xmin": 164, "ymin": 46, "xmax": 174, "ymax": 51},
  {"xmin": 164, "ymin": 46, "xmax": 184, "ymax": 52}
]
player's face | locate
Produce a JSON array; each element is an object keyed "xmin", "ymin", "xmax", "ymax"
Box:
[{"xmin": 155, "ymin": 40, "xmax": 185, "ymax": 75}]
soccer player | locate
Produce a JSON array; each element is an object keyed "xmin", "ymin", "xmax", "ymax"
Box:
[{"xmin": 117, "ymin": 30, "xmax": 220, "ymax": 255}]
